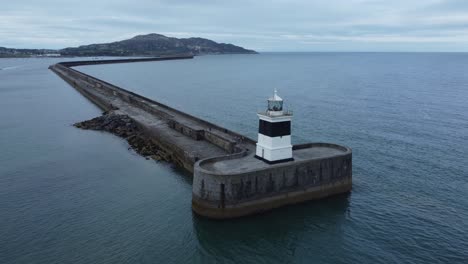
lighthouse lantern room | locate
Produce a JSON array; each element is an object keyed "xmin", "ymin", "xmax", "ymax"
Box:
[{"xmin": 255, "ymin": 90, "xmax": 294, "ymax": 164}]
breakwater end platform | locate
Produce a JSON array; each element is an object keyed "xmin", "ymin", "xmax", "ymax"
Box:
[{"xmin": 49, "ymin": 56, "xmax": 352, "ymax": 219}]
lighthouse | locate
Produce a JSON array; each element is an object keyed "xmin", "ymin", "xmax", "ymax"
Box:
[{"xmin": 255, "ymin": 90, "xmax": 293, "ymax": 164}]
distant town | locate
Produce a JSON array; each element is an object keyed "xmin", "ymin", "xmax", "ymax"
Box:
[{"xmin": 0, "ymin": 47, "xmax": 61, "ymax": 58}]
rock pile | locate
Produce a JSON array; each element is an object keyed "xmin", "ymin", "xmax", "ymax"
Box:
[{"xmin": 74, "ymin": 113, "xmax": 171, "ymax": 162}]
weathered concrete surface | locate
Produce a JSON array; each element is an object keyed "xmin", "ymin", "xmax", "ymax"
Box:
[
  {"xmin": 192, "ymin": 143, "xmax": 352, "ymax": 219},
  {"xmin": 50, "ymin": 56, "xmax": 352, "ymax": 219},
  {"xmin": 49, "ymin": 56, "xmax": 255, "ymax": 173}
]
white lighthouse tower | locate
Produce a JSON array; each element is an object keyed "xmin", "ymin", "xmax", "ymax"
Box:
[{"xmin": 255, "ymin": 90, "xmax": 293, "ymax": 164}]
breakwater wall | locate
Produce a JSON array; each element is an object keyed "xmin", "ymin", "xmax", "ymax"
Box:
[
  {"xmin": 49, "ymin": 56, "xmax": 255, "ymax": 173},
  {"xmin": 57, "ymin": 55, "xmax": 194, "ymax": 67},
  {"xmin": 55, "ymin": 56, "xmax": 255, "ymax": 145},
  {"xmin": 50, "ymin": 56, "xmax": 352, "ymax": 219},
  {"xmin": 192, "ymin": 143, "xmax": 352, "ymax": 219}
]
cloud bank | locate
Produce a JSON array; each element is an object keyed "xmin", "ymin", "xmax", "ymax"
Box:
[{"xmin": 1, "ymin": 0, "xmax": 468, "ymax": 51}]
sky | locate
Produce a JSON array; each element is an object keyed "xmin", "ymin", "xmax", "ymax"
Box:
[{"xmin": 1, "ymin": 0, "xmax": 468, "ymax": 52}]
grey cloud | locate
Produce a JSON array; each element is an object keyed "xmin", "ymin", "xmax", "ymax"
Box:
[{"xmin": 1, "ymin": 0, "xmax": 468, "ymax": 51}]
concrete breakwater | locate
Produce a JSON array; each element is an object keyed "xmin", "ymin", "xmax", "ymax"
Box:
[
  {"xmin": 50, "ymin": 56, "xmax": 352, "ymax": 219},
  {"xmin": 193, "ymin": 143, "xmax": 351, "ymax": 218},
  {"xmin": 50, "ymin": 56, "xmax": 255, "ymax": 173}
]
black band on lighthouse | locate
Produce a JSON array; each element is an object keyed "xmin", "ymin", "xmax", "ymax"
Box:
[{"xmin": 258, "ymin": 120, "xmax": 291, "ymax": 137}]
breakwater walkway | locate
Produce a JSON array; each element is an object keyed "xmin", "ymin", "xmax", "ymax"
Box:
[
  {"xmin": 50, "ymin": 56, "xmax": 352, "ymax": 219},
  {"xmin": 50, "ymin": 56, "xmax": 256, "ymax": 173}
]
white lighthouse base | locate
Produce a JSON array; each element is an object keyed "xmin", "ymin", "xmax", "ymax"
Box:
[{"xmin": 255, "ymin": 143, "xmax": 293, "ymax": 164}]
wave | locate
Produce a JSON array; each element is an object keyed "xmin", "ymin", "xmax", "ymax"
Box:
[{"xmin": 0, "ymin": 65, "xmax": 22, "ymax": 71}]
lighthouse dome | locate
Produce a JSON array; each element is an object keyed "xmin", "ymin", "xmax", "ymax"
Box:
[{"xmin": 267, "ymin": 89, "xmax": 283, "ymax": 111}]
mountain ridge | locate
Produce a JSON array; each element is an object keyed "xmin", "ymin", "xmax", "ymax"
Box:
[{"xmin": 0, "ymin": 33, "xmax": 256, "ymax": 57}]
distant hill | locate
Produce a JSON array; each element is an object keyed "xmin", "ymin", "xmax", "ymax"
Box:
[
  {"xmin": 0, "ymin": 33, "xmax": 257, "ymax": 57},
  {"xmin": 60, "ymin": 34, "xmax": 256, "ymax": 56}
]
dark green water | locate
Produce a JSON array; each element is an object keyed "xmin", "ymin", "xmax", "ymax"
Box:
[{"xmin": 1, "ymin": 54, "xmax": 467, "ymax": 263}]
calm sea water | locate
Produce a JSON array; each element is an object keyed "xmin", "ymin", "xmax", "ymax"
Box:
[{"xmin": 1, "ymin": 53, "xmax": 467, "ymax": 263}]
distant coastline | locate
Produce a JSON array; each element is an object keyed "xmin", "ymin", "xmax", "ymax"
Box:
[{"xmin": 0, "ymin": 33, "xmax": 257, "ymax": 58}]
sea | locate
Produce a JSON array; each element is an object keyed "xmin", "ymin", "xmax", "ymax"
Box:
[{"xmin": 1, "ymin": 53, "xmax": 467, "ymax": 264}]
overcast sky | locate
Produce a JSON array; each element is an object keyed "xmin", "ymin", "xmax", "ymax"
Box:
[{"xmin": 2, "ymin": 0, "xmax": 468, "ymax": 51}]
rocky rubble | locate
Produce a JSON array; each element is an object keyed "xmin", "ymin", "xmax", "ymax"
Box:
[{"xmin": 74, "ymin": 113, "xmax": 171, "ymax": 162}]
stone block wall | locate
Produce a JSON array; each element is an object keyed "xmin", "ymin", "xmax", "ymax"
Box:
[
  {"xmin": 52, "ymin": 62, "xmax": 255, "ymax": 154},
  {"xmin": 168, "ymin": 119, "xmax": 204, "ymax": 140},
  {"xmin": 203, "ymin": 130, "xmax": 237, "ymax": 153},
  {"xmin": 192, "ymin": 144, "xmax": 352, "ymax": 218}
]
